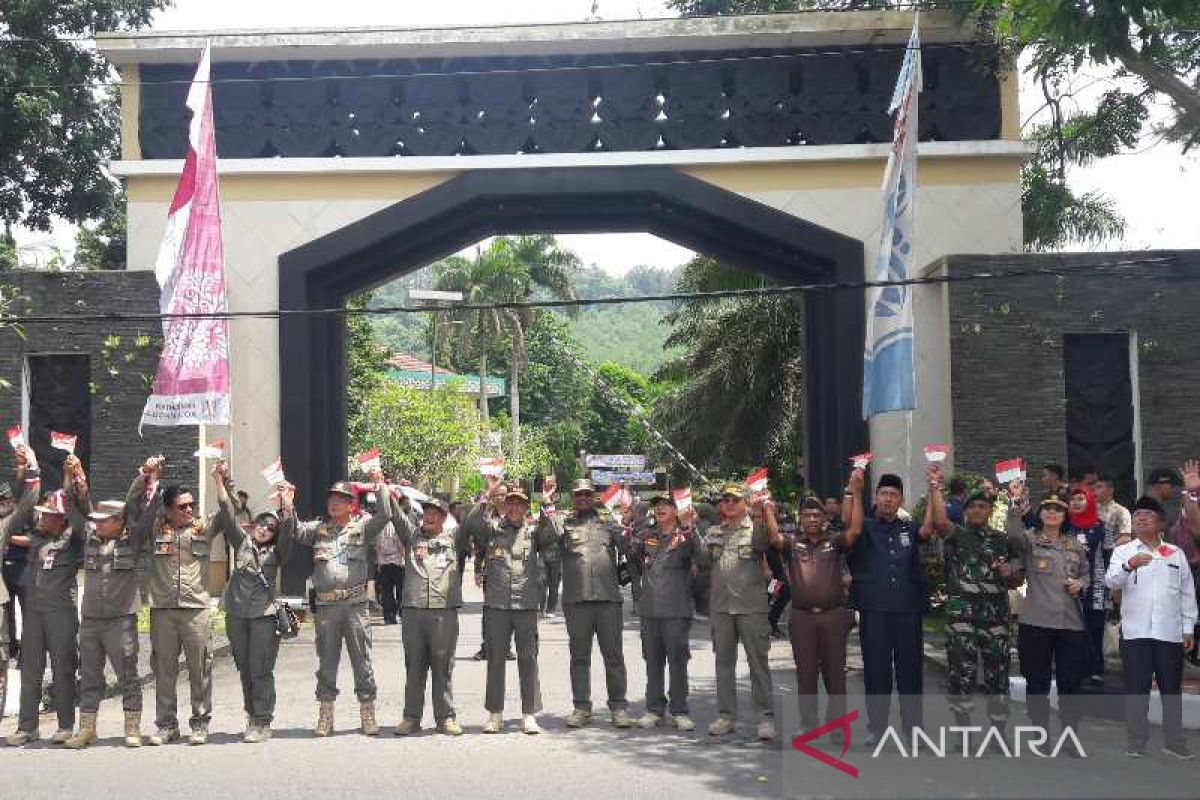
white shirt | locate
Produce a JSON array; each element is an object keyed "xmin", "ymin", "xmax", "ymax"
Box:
[{"xmin": 1106, "ymin": 538, "xmax": 1198, "ymax": 642}]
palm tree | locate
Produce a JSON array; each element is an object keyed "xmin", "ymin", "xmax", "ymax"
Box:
[{"xmin": 433, "ymin": 235, "xmax": 580, "ymax": 461}]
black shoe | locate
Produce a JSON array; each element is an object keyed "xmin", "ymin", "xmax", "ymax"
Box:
[
  {"xmin": 829, "ymin": 729, "xmax": 845, "ymax": 748},
  {"xmin": 1163, "ymin": 743, "xmax": 1195, "ymax": 760},
  {"xmin": 862, "ymin": 733, "xmax": 882, "ymax": 749},
  {"xmin": 473, "ymin": 648, "xmax": 487, "ymax": 661},
  {"xmin": 505, "ymin": 650, "xmax": 516, "ymax": 661}
]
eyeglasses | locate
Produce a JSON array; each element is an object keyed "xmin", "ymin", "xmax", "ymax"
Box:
[{"xmin": 174, "ymin": 502, "xmax": 195, "ymax": 511}]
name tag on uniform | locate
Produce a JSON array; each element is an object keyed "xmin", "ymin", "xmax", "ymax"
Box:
[
  {"xmin": 436, "ymin": 552, "xmax": 449, "ymax": 569},
  {"xmin": 1035, "ymin": 557, "xmax": 1052, "ymax": 572},
  {"xmin": 899, "ymin": 533, "xmax": 911, "ymax": 549},
  {"xmin": 337, "ymin": 549, "xmax": 348, "ymax": 565},
  {"xmin": 646, "ymin": 538, "xmax": 659, "ymax": 547},
  {"xmin": 491, "ymin": 546, "xmax": 506, "ymax": 559},
  {"xmin": 154, "ymin": 538, "xmax": 178, "ymax": 556},
  {"xmin": 42, "ymin": 550, "xmax": 56, "ymax": 570}
]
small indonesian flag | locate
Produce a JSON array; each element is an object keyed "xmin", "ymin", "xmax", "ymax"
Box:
[
  {"xmin": 599, "ymin": 484, "xmax": 622, "ymax": 511},
  {"xmin": 193, "ymin": 439, "xmax": 225, "ymax": 459},
  {"xmin": 50, "ymin": 431, "xmax": 77, "ymax": 454},
  {"xmin": 260, "ymin": 458, "xmax": 287, "ymax": 486},
  {"xmin": 745, "ymin": 467, "xmax": 770, "ymax": 494},
  {"xmin": 851, "ymin": 452, "xmax": 873, "ymax": 470},
  {"xmin": 6, "ymin": 425, "xmax": 23, "ymax": 450},
  {"xmin": 672, "ymin": 488, "xmax": 693, "ymax": 510},
  {"xmin": 995, "ymin": 458, "xmax": 1026, "ymax": 485},
  {"xmin": 923, "ymin": 444, "xmax": 950, "ymax": 463},
  {"xmin": 356, "ymin": 448, "xmax": 382, "ymax": 474},
  {"xmin": 479, "ymin": 457, "xmax": 505, "ymax": 477}
]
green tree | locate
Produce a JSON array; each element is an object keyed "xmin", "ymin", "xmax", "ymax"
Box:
[
  {"xmin": 358, "ymin": 382, "xmax": 482, "ymax": 491},
  {"xmin": 584, "ymin": 361, "xmax": 654, "ymax": 456},
  {"xmin": 433, "ymin": 235, "xmax": 580, "ymax": 459},
  {"xmin": 73, "ymin": 185, "xmax": 128, "ymax": 270},
  {"xmin": 670, "ymin": 1, "xmax": 1200, "ymax": 250},
  {"xmin": 652, "ymin": 256, "xmax": 804, "ymax": 474},
  {"xmin": 0, "ymin": 1, "xmax": 169, "ymax": 236},
  {"xmin": 346, "ymin": 292, "xmax": 392, "ymax": 454}
]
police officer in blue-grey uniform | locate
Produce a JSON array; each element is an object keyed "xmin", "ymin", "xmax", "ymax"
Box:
[{"xmin": 844, "ymin": 467, "xmax": 933, "ymax": 745}]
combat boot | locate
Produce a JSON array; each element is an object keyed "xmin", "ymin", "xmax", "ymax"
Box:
[
  {"xmin": 146, "ymin": 726, "xmax": 180, "ymax": 746},
  {"xmin": 565, "ymin": 709, "xmax": 592, "ymax": 728},
  {"xmin": 5, "ymin": 729, "xmax": 39, "ymax": 746},
  {"xmin": 65, "ymin": 713, "xmax": 98, "ymax": 749},
  {"xmin": 360, "ymin": 700, "xmax": 380, "ymax": 736},
  {"xmin": 123, "ymin": 711, "xmax": 143, "ymax": 748},
  {"xmin": 314, "ymin": 701, "xmax": 335, "ymax": 737}
]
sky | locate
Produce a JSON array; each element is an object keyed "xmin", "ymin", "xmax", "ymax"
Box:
[{"xmin": 12, "ymin": 0, "xmax": 1198, "ymax": 272}]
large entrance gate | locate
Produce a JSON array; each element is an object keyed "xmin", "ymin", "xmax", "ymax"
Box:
[{"xmin": 104, "ymin": 11, "xmax": 1027, "ymax": 589}]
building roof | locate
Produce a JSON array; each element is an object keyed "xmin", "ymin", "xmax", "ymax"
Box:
[
  {"xmin": 97, "ymin": 10, "xmax": 978, "ymax": 65},
  {"xmin": 387, "ymin": 353, "xmax": 457, "ymax": 377}
]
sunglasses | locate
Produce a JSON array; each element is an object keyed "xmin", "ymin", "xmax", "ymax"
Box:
[{"xmin": 174, "ymin": 502, "xmax": 196, "ymax": 511}]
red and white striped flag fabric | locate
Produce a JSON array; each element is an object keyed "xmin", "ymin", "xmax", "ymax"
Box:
[
  {"xmin": 744, "ymin": 467, "xmax": 770, "ymax": 494},
  {"xmin": 672, "ymin": 488, "xmax": 693, "ymax": 510},
  {"xmin": 141, "ymin": 42, "xmax": 230, "ymax": 429},
  {"xmin": 479, "ymin": 457, "xmax": 505, "ymax": 477},
  {"xmin": 995, "ymin": 458, "xmax": 1026, "ymax": 485},
  {"xmin": 261, "ymin": 458, "xmax": 287, "ymax": 487},
  {"xmin": 193, "ymin": 439, "xmax": 225, "ymax": 459},
  {"xmin": 356, "ymin": 448, "xmax": 382, "ymax": 474},
  {"xmin": 923, "ymin": 444, "xmax": 950, "ymax": 463},
  {"xmin": 851, "ymin": 452, "xmax": 874, "ymax": 470},
  {"xmin": 50, "ymin": 431, "xmax": 77, "ymax": 454},
  {"xmin": 6, "ymin": 425, "xmax": 22, "ymax": 450},
  {"xmin": 599, "ymin": 484, "xmax": 622, "ymax": 511}
]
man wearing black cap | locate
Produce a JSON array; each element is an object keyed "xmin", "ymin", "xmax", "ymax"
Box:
[
  {"xmin": 281, "ymin": 469, "xmax": 393, "ymax": 737},
  {"xmin": 0, "ymin": 447, "xmax": 40, "ymax": 714},
  {"xmin": 844, "ymin": 466, "xmax": 932, "ymax": 745},
  {"xmin": 1106, "ymin": 495, "xmax": 1197, "ymax": 759},
  {"xmin": 1147, "ymin": 466, "xmax": 1184, "ymax": 531},
  {"xmin": 464, "ymin": 486, "xmax": 559, "ymax": 735},
  {"xmin": 384, "ymin": 490, "xmax": 473, "ymax": 737},
  {"xmin": 540, "ymin": 477, "xmax": 632, "ymax": 729},
  {"xmin": 629, "ymin": 491, "xmax": 701, "ymax": 731}
]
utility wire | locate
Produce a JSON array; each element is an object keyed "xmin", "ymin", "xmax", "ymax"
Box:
[{"xmin": 0, "ymin": 256, "xmax": 1179, "ymax": 326}]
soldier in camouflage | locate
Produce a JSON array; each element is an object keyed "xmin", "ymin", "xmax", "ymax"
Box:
[{"xmin": 924, "ymin": 474, "xmax": 1015, "ymax": 732}]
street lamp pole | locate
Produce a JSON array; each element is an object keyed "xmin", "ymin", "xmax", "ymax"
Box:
[{"xmin": 409, "ymin": 290, "xmax": 464, "ymax": 394}]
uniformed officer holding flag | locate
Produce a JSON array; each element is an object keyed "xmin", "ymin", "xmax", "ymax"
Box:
[
  {"xmin": 386, "ymin": 489, "xmax": 472, "ymax": 737},
  {"xmin": 280, "ymin": 470, "xmax": 391, "ymax": 737},
  {"xmin": 463, "ymin": 485, "xmax": 560, "ymax": 734},
  {"xmin": 541, "ymin": 478, "xmax": 633, "ymax": 728}
]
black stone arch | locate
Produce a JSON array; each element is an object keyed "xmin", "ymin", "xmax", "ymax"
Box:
[{"xmin": 278, "ymin": 165, "xmax": 865, "ymax": 585}]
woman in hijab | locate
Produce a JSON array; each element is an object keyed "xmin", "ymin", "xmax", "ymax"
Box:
[{"xmin": 1067, "ymin": 485, "xmax": 1111, "ymax": 684}]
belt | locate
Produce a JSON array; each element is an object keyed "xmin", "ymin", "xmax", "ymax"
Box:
[
  {"xmin": 316, "ymin": 584, "xmax": 367, "ymax": 603},
  {"xmin": 795, "ymin": 605, "xmax": 842, "ymax": 614}
]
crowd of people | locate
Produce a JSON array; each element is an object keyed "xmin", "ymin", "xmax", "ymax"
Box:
[{"xmin": 0, "ymin": 444, "xmax": 1197, "ymax": 761}]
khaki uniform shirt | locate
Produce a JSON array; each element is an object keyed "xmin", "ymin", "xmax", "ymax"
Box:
[
  {"xmin": 466, "ymin": 504, "xmax": 560, "ymax": 611},
  {"xmin": 388, "ymin": 495, "xmax": 471, "ymax": 609},
  {"xmin": 215, "ymin": 485, "xmax": 292, "ymax": 619},
  {"xmin": 541, "ymin": 508, "xmax": 627, "ymax": 605},
  {"xmin": 285, "ymin": 498, "xmax": 390, "ymax": 602},
  {"xmin": 0, "ymin": 467, "xmax": 39, "ymax": 607},
  {"xmin": 696, "ymin": 516, "xmax": 770, "ymax": 615},
  {"xmin": 1006, "ymin": 510, "xmax": 1089, "ymax": 631},
  {"xmin": 629, "ymin": 525, "xmax": 698, "ymax": 619},
  {"xmin": 26, "ymin": 480, "xmax": 87, "ymax": 614}
]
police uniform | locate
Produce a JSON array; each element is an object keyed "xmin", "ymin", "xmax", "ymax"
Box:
[
  {"xmin": 0, "ymin": 469, "xmax": 38, "ymax": 667},
  {"xmin": 284, "ymin": 482, "xmax": 391, "ymax": 735},
  {"xmin": 541, "ymin": 480, "xmax": 630, "ymax": 723},
  {"xmin": 464, "ymin": 493, "xmax": 559, "ymax": 725},
  {"xmin": 67, "ymin": 490, "xmax": 150, "ymax": 749},
  {"xmin": 942, "ymin": 517, "xmax": 1012, "ymax": 727},
  {"xmin": 848, "ymin": 506, "xmax": 925, "ymax": 738},
  {"xmin": 125, "ymin": 471, "xmax": 219, "ymax": 743},
  {"xmin": 213, "ymin": 477, "xmax": 292, "ymax": 740},
  {"xmin": 629, "ymin": 506, "xmax": 699, "ymax": 724},
  {"xmin": 386, "ymin": 493, "xmax": 472, "ymax": 732},
  {"xmin": 786, "ymin": 524, "xmax": 853, "ymax": 731},
  {"xmin": 13, "ymin": 483, "xmax": 85, "ymax": 743},
  {"xmin": 694, "ymin": 505, "xmax": 775, "ymax": 730}
]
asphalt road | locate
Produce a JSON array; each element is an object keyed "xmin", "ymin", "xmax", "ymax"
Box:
[{"xmin": 2, "ymin": 580, "xmax": 1196, "ymax": 800}]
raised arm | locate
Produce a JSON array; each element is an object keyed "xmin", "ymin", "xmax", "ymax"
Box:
[
  {"xmin": 360, "ymin": 471, "xmax": 392, "ymax": 544},
  {"xmin": 63, "ymin": 455, "xmax": 92, "ymax": 543},
  {"xmin": 211, "ymin": 460, "xmax": 246, "ymax": 550},
  {"xmin": 1004, "ymin": 482, "xmax": 1032, "ymax": 553},
  {"xmin": 0, "ymin": 446, "xmax": 41, "ymax": 548},
  {"xmin": 753, "ymin": 498, "xmax": 787, "ymax": 551},
  {"xmin": 923, "ymin": 464, "xmax": 951, "ymax": 539},
  {"xmin": 386, "ymin": 489, "xmax": 417, "ymax": 548},
  {"xmin": 125, "ymin": 455, "xmax": 165, "ymax": 543},
  {"xmin": 278, "ymin": 483, "xmax": 319, "ymax": 546},
  {"xmin": 841, "ymin": 468, "xmax": 867, "ymax": 549}
]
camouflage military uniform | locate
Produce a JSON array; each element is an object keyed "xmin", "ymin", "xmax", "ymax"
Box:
[{"xmin": 942, "ymin": 523, "xmax": 1012, "ymax": 724}]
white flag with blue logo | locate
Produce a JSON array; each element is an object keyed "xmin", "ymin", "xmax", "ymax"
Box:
[{"xmin": 863, "ymin": 17, "xmax": 921, "ymax": 420}]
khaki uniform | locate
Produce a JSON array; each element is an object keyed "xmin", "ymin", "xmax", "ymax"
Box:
[
  {"xmin": 464, "ymin": 505, "xmax": 560, "ymax": 714},
  {"xmin": 695, "ymin": 516, "xmax": 774, "ymax": 722},
  {"xmin": 18, "ymin": 479, "xmax": 86, "ymax": 734},
  {"xmin": 284, "ymin": 500, "xmax": 390, "ymax": 702},
  {"xmin": 629, "ymin": 525, "xmax": 699, "ymax": 717},
  {"xmin": 74, "ymin": 480, "xmax": 150, "ymax": 717},
  {"xmin": 387, "ymin": 495, "xmax": 471, "ymax": 724},
  {"xmin": 126, "ymin": 474, "xmax": 218, "ymax": 733},
  {"xmin": 541, "ymin": 508, "xmax": 629, "ymax": 713},
  {"xmin": 214, "ymin": 484, "xmax": 292, "ymax": 726},
  {"xmin": 0, "ymin": 468, "xmax": 39, "ymax": 660}
]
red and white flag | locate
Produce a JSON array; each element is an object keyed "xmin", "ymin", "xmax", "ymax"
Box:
[
  {"xmin": 50, "ymin": 431, "xmax": 77, "ymax": 454},
  {"xmin": 995, "ymin": 458, "xmax": 1026, "ymax": 485},
  {"xmin": 923, "ymin": 444, "xmax": 950, "ymax": 463},
  {"xmin": 851, "ymin": 452, "xmax": 873, "ymax": 470},
  {"xmin": 479, "ymin": 457, "xmax": 505, "ymax": 477},
  {"xmin": 261, "ymin": 458, "xmax": 287, "ymax": 487},
  {"xmin": 356, "ymin": 448, "xmax": 382, "ymax": 474},
  {"xmin": 6, "ymin": 425, "xmax": 22, "ymax": 450},
  {"xmin": 744, "ymin": 467, "xmax": 770, "ymax": 495},
  {"xmin": 672, "ymin": 488, "xmax": 693, "ymax": 511},
  {"xmin": 599, "ymin": 484, "xmax": 622, "ymax": 511},
  {"xmin": 140, "ymin": 42, "xmax": 230, "ymax": 430},
  {"xmin": 193, "ymin": 439, "xmax": 225, "ymax": 459}
]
